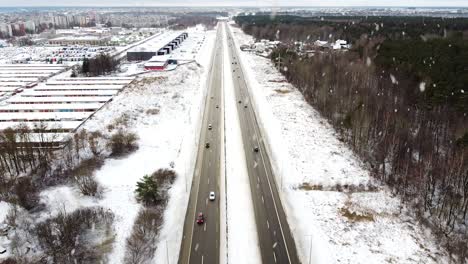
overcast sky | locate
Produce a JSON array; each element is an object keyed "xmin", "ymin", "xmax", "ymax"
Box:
[{"xmin": 0, "ymin": 0, "xmax": 467, "ymax": 7}]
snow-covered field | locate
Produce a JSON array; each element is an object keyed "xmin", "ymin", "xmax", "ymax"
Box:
[
  {"xmin": 0, "ymin": 25, "xmax": 216, "ymax": 263},
  {"xmin": 229, "ymin": 23, "xmax": 450, "ymax": 264}
]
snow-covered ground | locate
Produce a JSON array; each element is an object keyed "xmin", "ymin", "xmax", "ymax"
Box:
[
  {"xmin": 0, "ymin": 26, "xmax": 217, "ymax": 263},
  {"xmin": 229, "ymin": 23, "xmax": 450, "ymax": 264},
  {"xmin": 222, "ymin": 23, "xmax": 262, "ymax": 264},
  {"xmin": 0, "ymin": 46, "xmax": 58, "ymax": 64}
]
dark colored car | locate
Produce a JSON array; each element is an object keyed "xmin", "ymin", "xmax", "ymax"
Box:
[
  {"xmin": 253, "ymin": 146, "xmax": 259, "ymax": 152},
  {"xmin": 205, "ymin": 143, "xmax": 210, "ymax": 148},
  {"xmin": 196, "ymin": 213, "xmax": 204, "ymax": 224}
]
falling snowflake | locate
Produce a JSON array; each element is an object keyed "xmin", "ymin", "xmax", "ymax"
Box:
[
  {"xmin": 366, "ymin": 57, "xmax": 372, "ymax": 67},
  {"xmin": 419, "ymin": 82, "xmax": 426, "ymax": 92},
  {"xmin": 390, "ymin": 74, "xmax": 398, "ymax": 85},
  {"xmin": 462, "ymin": 89, "xmax": 465, "ymax": 94}
]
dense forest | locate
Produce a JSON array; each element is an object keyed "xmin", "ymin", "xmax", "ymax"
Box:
[
  {"xmin": 235, "ymin": 15, "xmax": 468, "ymax": 43},
  {"xmin": 236, "ymin": 14, "xmax": 468, "ymax": 260}
]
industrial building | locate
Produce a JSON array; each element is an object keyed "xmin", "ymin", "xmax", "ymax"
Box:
[{"xmin": 127, "ymin": 32, "xmax": 188, "ymax": 61}]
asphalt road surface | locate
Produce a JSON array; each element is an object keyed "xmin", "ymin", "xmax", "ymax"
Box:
[
  {"xmin": 178, "ymin": 24, "xmax": 224, "ymax": 264},
  {"xmin": 225, "ymin": 22, "xmax": 301, "ymax": 264}
]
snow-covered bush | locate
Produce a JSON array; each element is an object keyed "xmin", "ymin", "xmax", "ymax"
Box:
[
  {"xmin": 107, "ymin": 130, "xmax": 139, "ymax": 157},
  {"xmin": 124, "ymin": 207, "xmax": 164, "ymax": 264},
  {"xmin": 35, "ymin": 207, "xmax": 115, "ymax": 263}
]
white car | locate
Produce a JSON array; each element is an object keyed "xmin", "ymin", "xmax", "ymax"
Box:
[
  {"xmin": 208, "ymin": 124, "xmax": 212, "ymax": 130},
  {"xmin": 209, "ymin": 191, "xmax": 216, "ymax": 201}
]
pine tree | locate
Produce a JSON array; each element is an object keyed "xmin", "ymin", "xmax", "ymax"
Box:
[
  {"xmin": 135, "ymin": 175, "xmax": 159, "ymax": 206},
  {"xmin": 81, "ymin": 57, "xmax": 90, "ymax": 74}
]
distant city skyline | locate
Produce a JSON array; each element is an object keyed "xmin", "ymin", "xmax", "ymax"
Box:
[{"xmin": 0, "ymin": 0, "xmax": 467, "ymax": 7}]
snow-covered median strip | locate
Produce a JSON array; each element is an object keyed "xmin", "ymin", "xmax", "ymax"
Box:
[{"xmin": 229, "ymin": 23, "xmax": 449, "ymax": 264}]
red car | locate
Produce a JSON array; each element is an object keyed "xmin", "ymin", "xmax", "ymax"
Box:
[{"xmin": 196, "ymin": 213, "xmax": 204, "ymax": 224}]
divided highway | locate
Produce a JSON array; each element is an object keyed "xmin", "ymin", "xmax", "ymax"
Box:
[
  {"xmin": 225, "ymin": 22, "xmax": 301, "ymax": 264},
  {"xmin": 178, "ymin": 22, "xmax": 300, "ymax": 264},
  {"xmin": 178, "ymin": 24, "xmax": 224, "ymax": 264}
]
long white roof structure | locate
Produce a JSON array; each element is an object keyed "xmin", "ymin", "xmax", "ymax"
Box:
[
  {"xmin": 7, "ymin": 96, "xmax": 111, "ymax": 103},
  {"xmin": 20, "ymin": 90, "xmax": 117, "ymax": 97},
  {"xmin": 0, "ymin": 112, "xmax": 90, "ymax": 121}
]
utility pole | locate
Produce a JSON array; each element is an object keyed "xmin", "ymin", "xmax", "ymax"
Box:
[
  {"xmin": 307, "ymin": 235, "xmax": 313, "ymax": 264},
  {"xmin": 166, "ymin": 240, "xmax": 170, "ymax": 264}
]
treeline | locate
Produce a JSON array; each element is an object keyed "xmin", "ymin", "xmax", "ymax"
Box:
[
  {"xmin": 80, "ymin": 54, "xmax": 117, "ymax": 77},
  {"xmin": 236, "ymin": 15, "xmax": 468, "ymax": 259},
  {"xmin": 168, "ymin": 15, "xmax": 219, "ymax": 30},
  {"xmin": 235, "ymin": 15, "xmax": 468, "ymax": 43},
  {"xmin": 0, "ymin": 119, "xmax": 139, "ymax": 262},
  {"xmin": 269, "ymin": 40, "xmax": 467, "ymax": 259}
]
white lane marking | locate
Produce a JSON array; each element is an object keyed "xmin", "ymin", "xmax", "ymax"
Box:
[
  {"xmin": 208, "ymin": 178, "xmax": 210, "ymax": 185},
  {"xmin": 262, "ymin": 195, "xmax": 264, "ymax": 204},
  {"xmin": 273, "ymin": 252, "xmax": 277, "ymax": 263},
  {"xmin": 273, "ymin": 242, "xmax": 278, "ymax": 248},
  {"xmin": 206, "ymin": 198, "xmax": 208, "ymax": 205},
  {"xmin": 204, "ymin": 223, "xmax": 206, "ymax": 232},
  {"xmin": 202, "ymin": 255, "xmax": 204, "ymax": 264},
  {"xmin": 195, "ymin": 243, "xmax": 199, "ymax": 251},
  {"xmin": 267, "ymin": 220, "xmax": 270, "ymax": 229}
]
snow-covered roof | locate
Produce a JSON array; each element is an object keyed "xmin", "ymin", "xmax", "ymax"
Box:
[
  {"xmin": 46, "ymin": 80, "xmax": 132, "ymax": 85},
  {"xmin": 21, "ymin": 90, "xmax": 117, "ymax": 97},
  {"xmin": 0, "ymin": 64, "xmax": 65, "ymax": 68},
  {"xmin": 314, "ymin": 40, "xmax": 328, "ymax": 46},
  {"xmin": 335, "ymin": 39, "xmax": 347, "ymax": 45},
  {"xmin": 145, "ymin": 61, "xmax": 167, "ymax": 67},
  {"xmin": 54, "ymin": 77, "xmax": 134, "ymax": 81},
  {"xmin": 35, "ymin": 85, "xmax": 124, "ymax": 90},
  {"xmin": 0, "ymin": 102, "xmax": 104, "ymax": 110},
  {"xmin": 0, "ymin": 82, "xmax": 27, "ymax": 86},
  {"xmin": 149, "ymin": 55, "xmax": 170, "ymax": 62},
  {"xmin": 0, "ymin": 69, "xmax": 60, "ymax": 74},
  {"xmin": 0, "ymin": 73, "xmax": 51, "ymax": 77},
  {"xmin": 0, "ymin": 121, "xmax": 82, "ymax": 131},
  {"xmin": 8, "ymin": 96, "xmax": 110, "ymax": 103},
  {"xmin": 0, "ymin": 111, "xmax": 90, "ymax": 121},
  {"xmin": 129, "ymin": 31, "xmax": 184, "ymax": 53},
  {"xmin": 0, "ymin": 87, "xmax": 22, "ymax": 92},
  {"xmin": 0, "ymin": 77, "xmax": 38, "ymax": 82}
]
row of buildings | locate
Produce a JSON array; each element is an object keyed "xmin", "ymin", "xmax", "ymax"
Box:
[
  {"xmin": 0, "ymin": 21, "xmax": 36, "ymax": 38},
  {"xmin": 0, "ymin": 73, "xmax": 134, "ymax": 147},
  {"xmin": 0, "ymin": 14, "xmax": 94, "ymax": 39},
  {"xmin": 0, "ymin": 64, "xmax": 67, "ymax": 101}
]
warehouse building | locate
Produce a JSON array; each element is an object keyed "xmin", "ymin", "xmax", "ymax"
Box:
[{"xmin": 127, "ymin": 32, "xmax": 188, "ymax": 61}]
